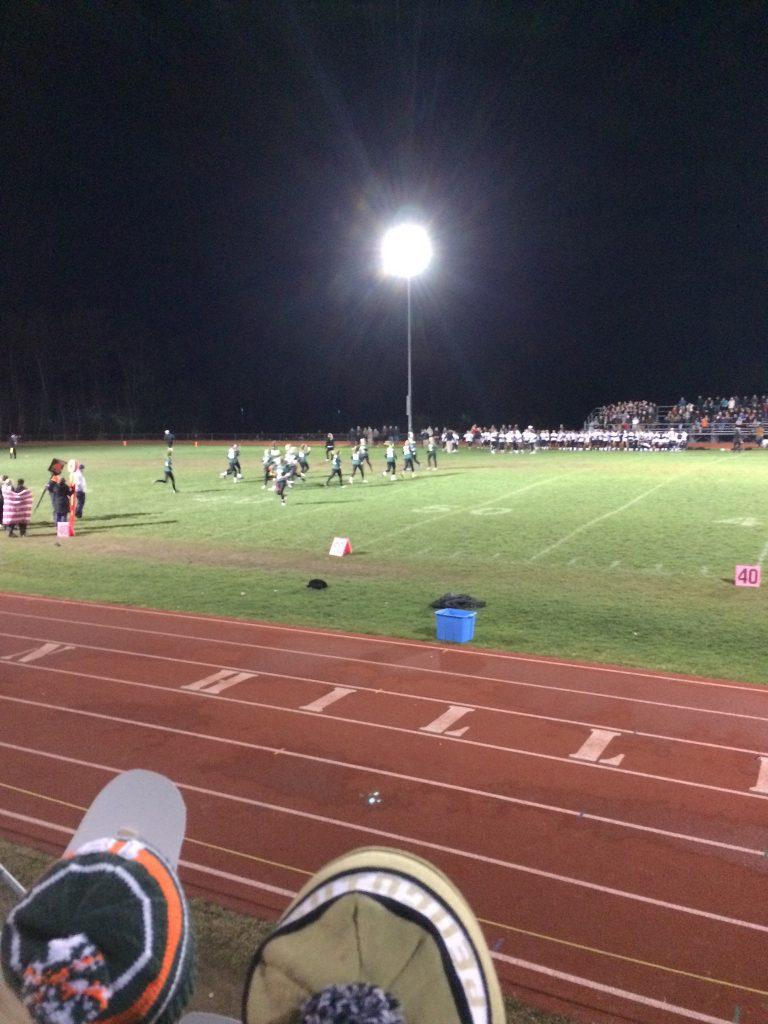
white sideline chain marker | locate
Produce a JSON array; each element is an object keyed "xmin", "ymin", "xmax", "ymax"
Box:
[
  {"xmin": 569, "ymin": 729, "xmax": 625, "ymax": 767},
  {"xmin": 1, "ymin": 642, "xmax": 75, "ymax": 664},
  {"xmin": 182, "ymin": 670, "xmax": 256, "ymax": 694},
  {"xmin": 421, "ymin": 705, "xmax": 475, "ymax": 737},
  {"xmin": 300, "ymin": 686, "xmax": 355, "ymax": 713}
]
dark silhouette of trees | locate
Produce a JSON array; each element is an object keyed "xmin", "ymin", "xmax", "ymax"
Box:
[{"xmin": 1, "ymin": 308, "xmax": 166, "ymax": 438}]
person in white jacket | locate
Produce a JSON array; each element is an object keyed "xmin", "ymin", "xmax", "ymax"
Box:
[{"xmin": 73, "ymin": 464, "xmax": 88, "ymax": 519}]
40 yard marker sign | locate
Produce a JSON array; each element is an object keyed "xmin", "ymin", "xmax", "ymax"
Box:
[{"xmin": 734, "ymin": 564, "xmax": 761, "ymax": 587}]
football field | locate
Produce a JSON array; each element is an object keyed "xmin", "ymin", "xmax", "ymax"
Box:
[{"xmin": 2, "ymin": 443, "xmax": 767, "ymax": 683}]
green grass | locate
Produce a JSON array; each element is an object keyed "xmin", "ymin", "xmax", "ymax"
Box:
[{"xmin": 2, "ymin": 442, "xmax": 767, "ymax": 681}]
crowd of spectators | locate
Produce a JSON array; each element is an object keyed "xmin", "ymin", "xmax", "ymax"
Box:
[
  {"xmin": 348, "ymin": 425, "xmax": 390, "ymax": 445},
  {"xmin": 343, "ymin": 405, "xmax": 767, "ymax": 454},
  {"xmin": 664, "ymin": 395, "xmax": 768, "ymax": 428},
  {"xmin": 590, "ymin": 401, "xmax": 657, "ymax": 428},
  {"xmin": 591, "ymin": 395, "xmax": 768, "ymax": 431}
]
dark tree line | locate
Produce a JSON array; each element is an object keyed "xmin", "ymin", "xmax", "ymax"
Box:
[{"xmin": 0, "ymin": 309, "xmax": 205, "ymax": 438}]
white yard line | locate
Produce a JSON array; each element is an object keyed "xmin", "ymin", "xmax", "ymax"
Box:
[
  {"xmin": 528, "ymin": 458, "xmax": 728, "ymax": 563},
  {"xmin": 366, "ymin": 473, "xmax": 570, "ymax": 546},
  {"xmin": 528, "ymin": 479, "xmax": 675, "ymax": 562}
]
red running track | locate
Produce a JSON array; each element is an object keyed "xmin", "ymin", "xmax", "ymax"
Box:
[{"xmin": 1, "ymin": 591, "xmax": 767, "ymax": 1024}]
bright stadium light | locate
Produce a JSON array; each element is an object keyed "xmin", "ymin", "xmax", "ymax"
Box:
[
  {"xmin": 381, "ymin": 223, "xmax": 433, "ymax": 279},
  {"xmin": 381, "ymin": 223, "xmax": 433, "ymax": 438}
]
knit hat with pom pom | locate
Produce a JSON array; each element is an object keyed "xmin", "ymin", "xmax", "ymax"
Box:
[
  {"xmin": 301, "ymin": 983, "xmax": 404, "ymax": 1024},
  {"xmin": 1, "ymin": 836, "xmax": 194, "ymax": 1024},
  {"xmin": 243, "ymin": 847, "xmax": 504, "ymax": 1024}
]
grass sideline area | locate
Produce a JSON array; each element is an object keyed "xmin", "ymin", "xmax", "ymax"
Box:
[
  {"xmin": 0, "ymin": 840, "xmax": 575, "ymax": 1024},
  {"xmin": 1, "ymin": 442, "xmax": 767, "ymax": 682}
]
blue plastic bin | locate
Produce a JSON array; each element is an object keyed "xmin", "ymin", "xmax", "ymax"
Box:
[{"xmin": 435, "ymin": 608, "xmax": 477, "ymax": 643}]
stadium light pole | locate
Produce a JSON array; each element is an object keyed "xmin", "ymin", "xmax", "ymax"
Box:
[{"xmin": 381, "ymin": 223, "xmax": 433, "ymax": 439}]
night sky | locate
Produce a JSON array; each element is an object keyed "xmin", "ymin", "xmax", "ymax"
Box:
[{"xmin": 2, "ymin": 1, "xmax": 765, "ymax": 435}]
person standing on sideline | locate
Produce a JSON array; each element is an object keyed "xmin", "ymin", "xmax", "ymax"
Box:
[
  {"xmin": 0, "ymin": 475, "xmax": 9, "ymax": 529},
  {"xmin": 382, "ymin": 441, "xmax": 397, "ymax": 480},
  {"xmin": 154, "ymin": 452, "xmax": 178, "ymax": 491},
  {"xmin": 52, "ymin": 476, "xmax": 73, "ymax": 525},
  {"xmin": 427, "ymin": 436, "xmax": 438, "ymax": 470},
  {"xmin": 45, "ymin": 474, "xmax": 61, "ymax": 523},
  {"xmin": 349, "ymin": 444, "xmax": 367, "ymax": 483},
  {"xmin": 325, "ymin": 449, "xmax": 344, "ymax": 486},
  {"xmin": 1, "ymin": 475, "xmax": 13, "ymax": 531},
  {"xmin": 4, "ymin": 480, "xmax": 33, "ymax": 537},
  {"xmin": 8, "ymin": 434, "xmax": 19, "ymax": 460},
  {"xmin": 164, "ymin": 428, "xmax": 175, "ymax": 451},
  {"xmin": 325, "ymin": 432, "xmax": 335, "ymax": 461},
  {"xmin": 73, "ymin": 463, "xmax": 87, "ymax": 518}
]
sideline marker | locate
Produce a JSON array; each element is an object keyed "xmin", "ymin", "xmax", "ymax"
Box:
[
  {"xmin": 329, "ymin": 536, "xmax": 352, "ymax": 557},
  {"xmin": 734, "ymin": 564, "xmax": 761, "ymax": 588}
]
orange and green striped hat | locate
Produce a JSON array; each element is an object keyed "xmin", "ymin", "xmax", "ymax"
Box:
[{"xmin": 1, "ymin": 837, "xmax": 194, "ymax": 1024}]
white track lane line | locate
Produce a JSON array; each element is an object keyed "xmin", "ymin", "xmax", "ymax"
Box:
[
  {"xmin": 3, "ymin": 665, "xmax": 768, "ymax": 882},
  {"xmin": 3, "ymin": 590, "xmax": 760, "ymax": 691},
  {"xmin": 0, "ymin": 629, "xmax": 764, "ymax": 757},
  {"xmin": 0, "ymin": 738, "xmax": 764, "ymax": 860},
  {"xmin": 0, "ymin": 807, "xmax": 744, "ymax": 1023},
  {"xmin": 0, "ymin": 808, "xmax": 295, "ymax": 898},
  {"xmin": 493, "ymin": 952, "xmax": 732, "ymax": 1024},
  {"xmin": 0, "ymin": 766, "xmax": 767, "ymax": 935},
  {"xmin": 1, "ymin": 615, "xmax": 764, "ymax": 723},
  {"xmin": 1, "ymin": 674, "xmax": 765, "ymax": 806}
]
